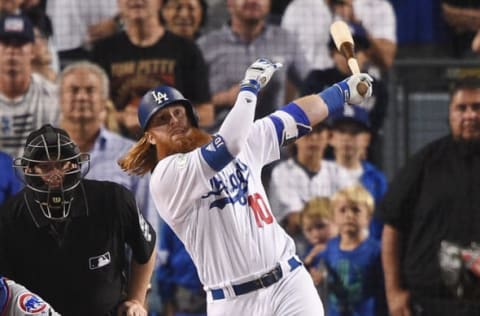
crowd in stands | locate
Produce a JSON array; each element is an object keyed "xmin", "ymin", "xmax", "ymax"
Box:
[{"xmin": 1, "ymin": 0, "xmax": 480, "ymax": 315}]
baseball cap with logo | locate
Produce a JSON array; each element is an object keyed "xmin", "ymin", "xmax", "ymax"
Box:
[
  {"xmin": 0, "ymin": 14, "xmax": 34, "ymax": 44},
  {"xmin": 330, "ymin": 105, "xmax": 371, "ymax": 133}
]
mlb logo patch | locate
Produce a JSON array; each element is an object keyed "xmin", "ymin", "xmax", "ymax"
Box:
[
  {"xmin": 4, "ymin": 17, "xmax": 24, "ymax": 33},
  {"xmin": 17, "ymin": 293, "xmax": 48, "ymax": 314},
  {"xmin": 89, "ymin": 251, "xmax": 111, "ymax": 270}
]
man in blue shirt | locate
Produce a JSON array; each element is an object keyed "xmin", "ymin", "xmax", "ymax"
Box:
[{"xmin": 57, "ymin": 61, "xmax": 160, "ymax": 233}]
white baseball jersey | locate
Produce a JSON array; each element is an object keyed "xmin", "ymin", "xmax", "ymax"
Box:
[
  {"xmin": 0, "ymin": 278, "xmax": 60, "ymax": 316},
  {"xmin": 150, "ymin": 117, "xmax": 296, "ymax": 288},
  {"xmin": 269, "ymin": 158, "xmax": 353, "ymax": 221}
]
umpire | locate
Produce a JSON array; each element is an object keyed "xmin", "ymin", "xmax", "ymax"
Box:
[{"xmin": 0, "ymin": 124, "xmax": 156, "ymax": 316}]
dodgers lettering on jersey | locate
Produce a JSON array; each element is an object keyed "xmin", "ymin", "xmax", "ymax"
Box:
[
  {"xmin": 150, "ymin": 117, "xmax": 297, "ymax": 287},
  {"xmin": 202, "ymin": 159, "xmax": 249, "ymax": 209}
]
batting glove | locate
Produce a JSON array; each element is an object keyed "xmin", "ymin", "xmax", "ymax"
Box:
[
  {"xmin": 240, "ymin": 58, "xmax": 283, "ymax": 94},
  {"xmin": 336, "ymin": 73, "xmax": 374, "ymax": 105}
]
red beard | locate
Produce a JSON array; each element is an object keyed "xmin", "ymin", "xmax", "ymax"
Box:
[{"xmin": 156, "ymin": 127, "xmax": 212, "ymax": 159}]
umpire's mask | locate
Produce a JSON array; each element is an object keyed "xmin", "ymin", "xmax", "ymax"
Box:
[{"xmin": 14, "ymin": 124, "xmax": 90, "ymax": 221}]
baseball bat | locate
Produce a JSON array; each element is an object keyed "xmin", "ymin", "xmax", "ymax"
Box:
[{"xmin": 329, "ymin": 21, "xmax": 369, "ymax": 96}]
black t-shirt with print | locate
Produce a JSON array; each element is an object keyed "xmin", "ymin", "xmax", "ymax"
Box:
[{"xmin": 92, "ymin": 30, "xmax": 211, "ymax": 110}]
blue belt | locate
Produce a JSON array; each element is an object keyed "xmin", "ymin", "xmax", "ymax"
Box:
[{"xmin": 210, "ymin": 257, "xmax": 302, "ymax": 300}]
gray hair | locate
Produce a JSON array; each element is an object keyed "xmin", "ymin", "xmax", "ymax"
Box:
[{"xmin": 58, "ymin": 61, "xmax": 110, "ymax": 99}]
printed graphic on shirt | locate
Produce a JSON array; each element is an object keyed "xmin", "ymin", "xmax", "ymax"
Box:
[
  {"xmin": 89, "ymin": 251, "xmax": 111, "ymax": 270},
  {"xmin": 202, "ymin": 159, "xmax": 250, "ymax": 209},
  {"xmin": 111, "ymin": 59, "xmax": 176, "ymax": 110},
  {"xmin": 138, "ymin": 209, "xmax": 153, "ymax": 242},
  {"xmin": 17, "ymin": 293, "xmax": 48, "ymax": 314},
  {"xmin": 0, "ymin": 114, "xmax": 35, "ymax": 152}
]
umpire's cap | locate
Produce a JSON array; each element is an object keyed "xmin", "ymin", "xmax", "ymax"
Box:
[{"xmin": 138, "ymin": 85, "xmax": 199, "ymax": 131}]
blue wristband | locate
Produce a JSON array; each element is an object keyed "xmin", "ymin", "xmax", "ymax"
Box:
[
  {"xmin": 318, "ymin": 80, "xmax": 349, "ymax": 116},
  {"xmin": 240, "ymin": 79, "xmax": 260, "ymax": 94}
]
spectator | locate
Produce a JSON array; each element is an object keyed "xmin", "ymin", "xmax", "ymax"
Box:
[
  {"xmin": 441, "ymin": 0, "xmax": 480, "ymax": 57},
  {"xmin": 302, "ymin": 23, "xmax": 388, "ymax": 164},
  {"xmin": 319, "ymin": 184, "xmax": 386, "ymax": 316},
  {"xmin": 389, "ymin": 0, "xmax": 448, "ymax": 58},
  {"xmin": 0, "ymin": 14, "xmax": 59, "ymax": 159},
  {"xmin": 269, "ymin": 123, "xmax": 345, "ymax": 251},
  {"xmin": 0, "ymin": 151, "xmax": 21, "ymax": 206},
  {"xmin": 0, "ymin": 0, "xmax": 60, "ymax": 73},
  {"xmin": 331, "ymin": 0, "xmax": 397, "ymax": 71},
  {"xmin": 329, "ymin": 106, "xmax": 387, "ymax": 206},
  {"xmin": 0, "ymin": 275, "xmax": 60, "ymax": 315},
  {"xmin": 0, "ymin": 124, "xmax": 156, "ymax": 316},
  {"xmin": 282, "ymin": 0, "xmax": 333, "ymax": 71},
  {"xmin": 300, "ymin": 196, "xmax": 336, "ymax": 307},
  {"xmin": 92, "ymin": 0, "xmax": 213, "ymax": 139},
  {"xmin": 161, "ymin": 0, "xmax": 208, "ymax": 40},
  {"xmin": 301, "ymin": 197, "xmax": 336, "ymax": 268},
  {"xmin": 46, "ymin": 0, "xmax": 119, "ymax": 63},
  {"xmin": 197, "ymin": 0, "xmax": 309, "ymax": 128},
  {"xmin": 328, "ymin": 105, "xmax": 387, "ymax": 239},
  {"xmin": 378, "ymin": 79, "xmax": 480, "ymax": 316},
  {"xmin": 157, "ymin": 222, "xmax": 206, "ymax": 316},
  {"xmin": 57, "ymin": 61, "xmax": 160, "ymax": 240},
  {"xmin": 32, "ymin": 26, "xmax": 56, "ymax": 81}
]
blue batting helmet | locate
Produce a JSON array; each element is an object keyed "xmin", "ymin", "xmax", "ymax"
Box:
[{"xmin": 138, "ymin": 85, "xmax": 199, "ymax": 130}]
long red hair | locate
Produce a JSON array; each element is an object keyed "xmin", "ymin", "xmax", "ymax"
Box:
[{"xmin": 119, "ymin": 127, "xmax": 211, "ymax": 176}]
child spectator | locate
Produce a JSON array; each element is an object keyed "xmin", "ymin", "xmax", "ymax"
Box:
[
  {"xmin": 318, "ymin": 184, "xmax": 386, "ymax": 316},
  {"xmin": 300, "ymin": 197, "xmax": 336, "ymax": 306},
  {"xmin": 328, "ymin": 105, "xmax": 387, "ymax": 239}
]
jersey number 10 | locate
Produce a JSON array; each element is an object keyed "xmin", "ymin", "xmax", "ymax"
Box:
[{"xmin": 248, "ymin": 193, "xmax": 273, "ymax": 228}]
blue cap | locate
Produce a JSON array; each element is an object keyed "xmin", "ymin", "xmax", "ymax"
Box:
[
  {"xmin": 0, "ymin": 15, "xmax": 34, "ymax": 44},
  {"xmin": 331, "ymin": 105, "xmax": 371, "ymax": 130}
]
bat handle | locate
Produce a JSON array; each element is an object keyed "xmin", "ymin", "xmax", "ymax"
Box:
[{"xmin": 347, "ymin": 58, "xmax": 369, "ymax": 96}]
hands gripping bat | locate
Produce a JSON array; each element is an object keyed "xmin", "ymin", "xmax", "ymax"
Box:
[{"xmin": 330, "ymin": 20, "xmax": 369, "ymax": 96}]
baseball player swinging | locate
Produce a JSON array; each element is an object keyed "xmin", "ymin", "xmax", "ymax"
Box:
[{"xmin": 120, "ymin": 58, "xmax": 373, "ymax": 315}]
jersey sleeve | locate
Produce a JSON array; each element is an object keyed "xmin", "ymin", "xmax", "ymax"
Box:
[
  {"xmin": 244, "ymin": 118, "xmax": 282, "ymax": 168},
  {"xmin": 118, "ymin": 185, "xmax": 157, "ymax": 264},
  {"xmin": 150, "ymin": 150, "xmax": 218, "ymax": 228},
  {"xmin": 7, "ymin": 279, "xmax": 60, "ymax": 316}
]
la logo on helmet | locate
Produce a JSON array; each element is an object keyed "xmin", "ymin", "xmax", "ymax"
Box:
[{"xmin": 151, "ymin": 91, "xmax": 169, "ymax": 104}]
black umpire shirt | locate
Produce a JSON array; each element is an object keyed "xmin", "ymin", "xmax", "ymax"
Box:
[
  {"xmin": 0, "ymin": 179, "xmax": 156, "ymax": 316},
  {"xmin": 376, "ymin": 135, "xmax": 480, "ymax": 295}
]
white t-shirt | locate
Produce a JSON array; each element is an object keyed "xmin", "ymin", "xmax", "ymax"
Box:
[
  {"xmin": 150, "ymin": 117, "xmax": 296, "ymax": 288},
  {"xmin": 269, "ymin": 159, "xmax": 352, "ymax": 222},
  {"xmin": 0, "ymin": 74, "xmax": 59, "ymax": 159},
  {"xmin": 47, "ymin": 0, "xmax": 118, "ymax": 51},
  {"xmin": 352, "ymin": 0, "xmax": 397, "ymax": 43},
  {"xmin": 282, "ymin": 0, "xmax": 334, "ymax": 71}
]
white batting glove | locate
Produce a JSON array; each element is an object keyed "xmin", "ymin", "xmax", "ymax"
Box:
[
  {"xmin": 336, "ymin": 73, "xmax": 374, "ymax": 105},
  {"xmin": 240, "ymin": 58, "xmax": 283, "ymax": 93}
]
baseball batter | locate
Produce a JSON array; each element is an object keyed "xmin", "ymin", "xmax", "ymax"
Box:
[
  {"xmin": 120, "ymin": 59, "xmax": 373, "ymax": 315},
  {"xmin": 0, "ymin": 276, "xmax": 60, "ymax": 316}
]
